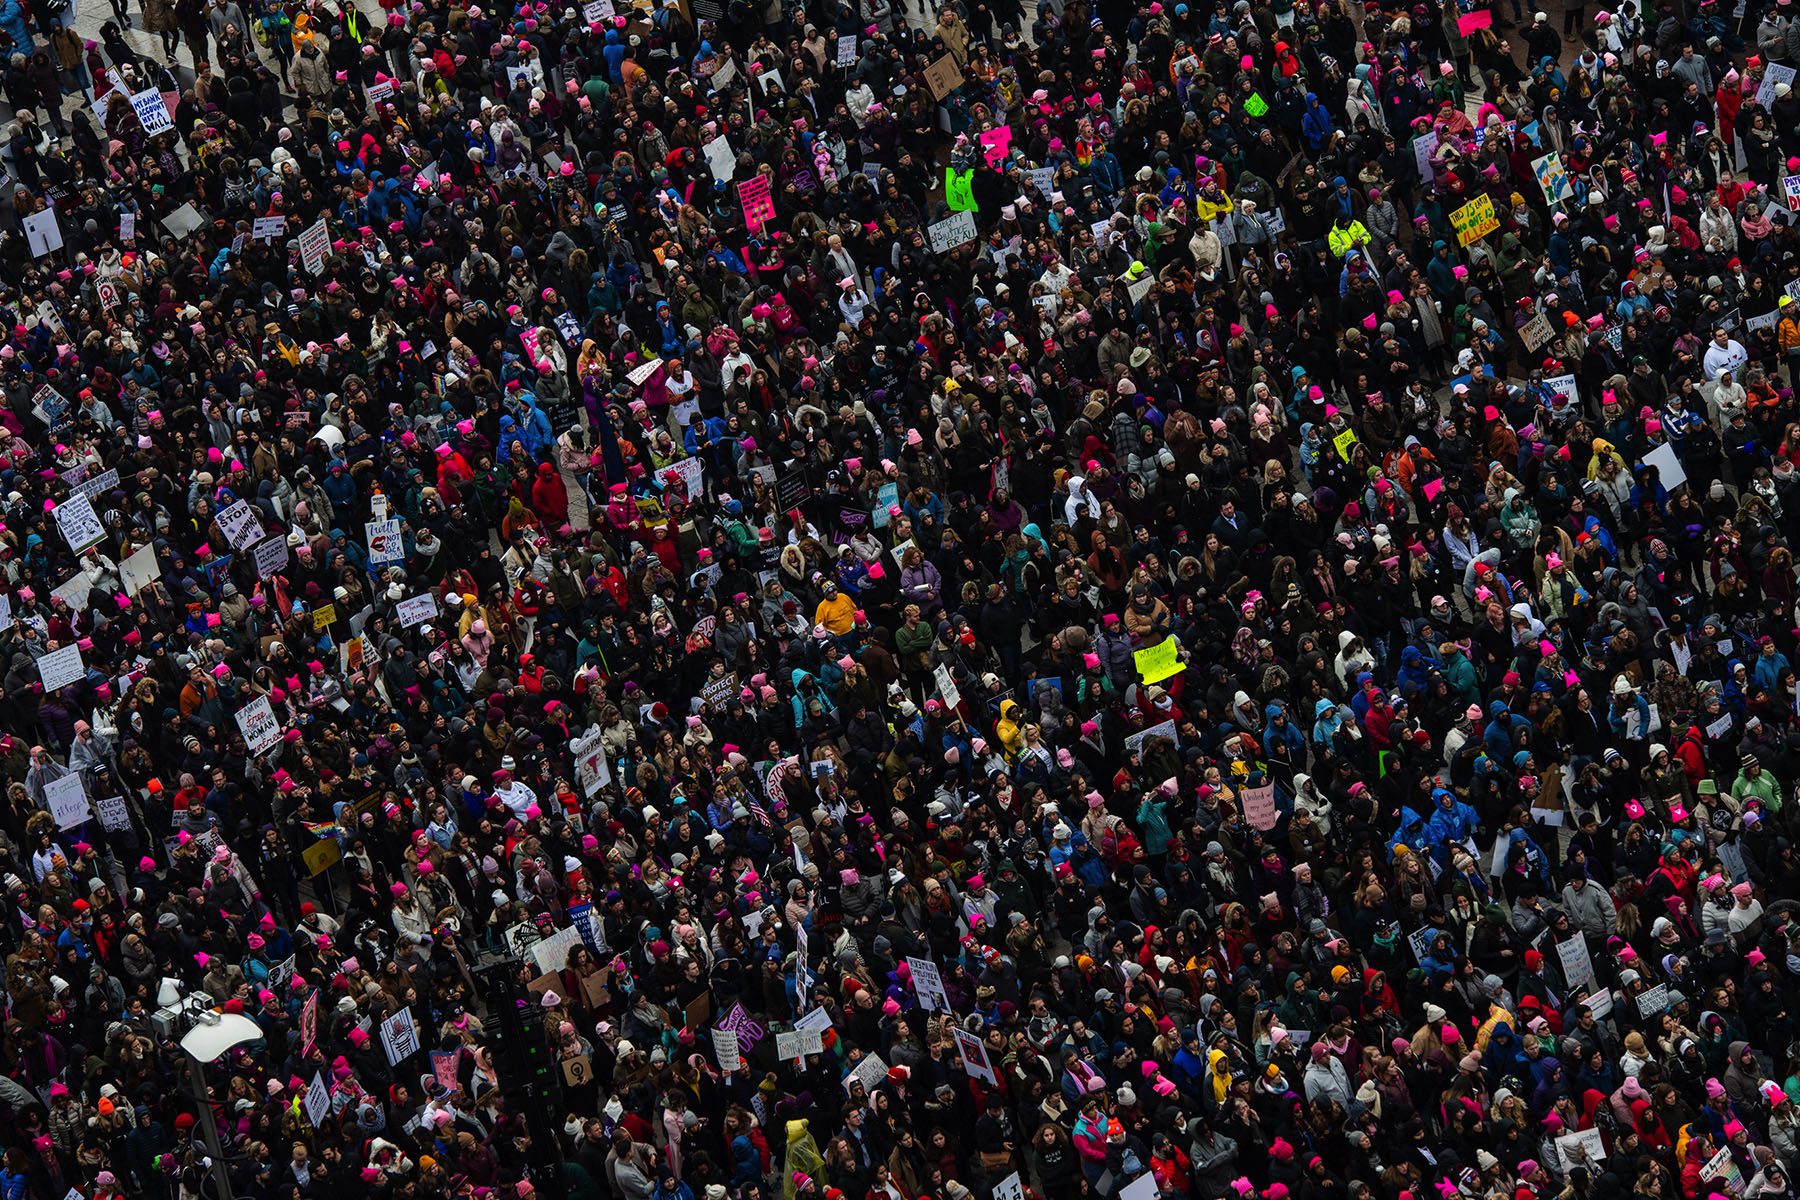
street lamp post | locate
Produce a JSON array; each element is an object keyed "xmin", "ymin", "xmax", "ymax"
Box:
[{"xmin": 178, "ymin": 1011, "xmax": 266, "ymax": 1200}]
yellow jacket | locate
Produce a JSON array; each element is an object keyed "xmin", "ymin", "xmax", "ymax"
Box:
[
  {"xmin": 814, "ymin": 592, "xmax": 856, "ymax": 636},
  {"xmin": 1328, "ymin": 220, "xmax": 1371, "ymax": 258},
  {"xmin": 1779, "ymin": 310, "xmax": 1800, "ymax": 354}
]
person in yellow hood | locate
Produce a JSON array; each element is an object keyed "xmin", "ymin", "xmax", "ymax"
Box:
[
  {"xmin": 783, "ymin": 1119, "xmax": 823, "ymax": 1200},
  {"xmin": 1207, "ymin": 1046, "xmax": 1233, "ymax": 1104},
  {"xmin": 1587, "ymin": 437, "xmax": 1628, "ymax": 480},
  {"xmin": 995, "ymin": 699, "xmax": 1024, "ymax": 761}
]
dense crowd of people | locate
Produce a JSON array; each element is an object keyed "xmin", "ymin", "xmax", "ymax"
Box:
[{"xmin": 3, "ymin": 0, "xmax": 1800, "ymax": 1198}]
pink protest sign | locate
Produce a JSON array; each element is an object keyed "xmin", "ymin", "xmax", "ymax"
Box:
[{"xmin": 738, "ymin": 176, "xmax": 776, "ymax": 232}]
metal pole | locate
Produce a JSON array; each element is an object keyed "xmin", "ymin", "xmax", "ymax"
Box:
[{"xmin": 184, "ymin": 1051, "xmax": 235, "ymax": 1200}]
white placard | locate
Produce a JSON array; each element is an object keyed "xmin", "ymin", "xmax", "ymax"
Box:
[
  {"xmin": 1759, "ymin": 63, "xmax": 1797, "ymax": 107},
  {"xmin": 626, "ymin": 357, "xmax": 663, "ymax": 386},
  {"xmin": 37, "ymin": 643, "xmax": 84, "ymax": 693},
  {"xmin": 253, "ymin": 535, "xmax": 290, "ymax": 579},
  {"xmin": 1125, "ymin": 718, "xmax": 1177, "ymax": 755},
  {"xmin": 1556, "ymin": 1128, "xmax": 1608, "ymax": 1172},
  {"xmin": 927, "ymin": 211, "xmax": 977, "ymax": 254},
  {"xmin": 44, "ymin": 773, "xmax": 88, "ymax": 829},
  {"xmin": 662, "ymin": 456, "xmax": 703, "ymax": 497},
  {"xmin": 23, "ymin": 209, "xmax": 62, "ymax": 257},
  {"xmin": 1413, "ymin": 129, "xmax": 1439, "ymax": 182},
  {"xmin": 160, "ymin": 203, "xmax": 203, "ymax": 238},
  {"xmin": 1557, "ymin": 935, "xmax": 1593, "ymax": 991},
  {"xmin": 528, "ymin": 924, "xmax": 584, "ymax": 973},
  {"xmin": 252, "ymin": 215, "xmax": 287, "ymax": 241},
  {"xmin": 297, "ymin": 217, "xmax": 331, "ymax": 275},
  {"xmin": 1642, "ymin": 442, "xmax": 1687, "ymax": 491},
  {"xmin": 712, "ymin": 1027, "xmax": 741, "ymax": 1071},
  {"xmin": 53, "ymin": 494, "xmax": 105, "ymax": 552},
  {"xmin": 994, "ymin": 1174, "xmax": 1026, "ymax": 1200},
  {"xmin": 952, "ymin": 1026, "xmax": 997, "ymax": 1084},
  {"xmin": 94, "ymin": 795, "xmax": 131, "ymax": 832},
  {"xmin": 304, "ymin": 1073, "xmax": 331, "ymax": 1125},
  {"xmin": 836, "ymin": 34, "xmax": 857, "ymax": 65},
  {"xmin": 217, "ymin": 500, "xmax": 264, "ymax": 551},
  {"xmin": 235, "ymin": 696, "xmax": 282, "ymax": 756},
  {"xmin": 117, "ymin": 210, "xmax": 135, "ymax": 242},
  {"xmin": 380, "ymin": 1008, "xmax": 419, "ymax": 1065},
  {"xmin": 365, "ymin": 517, "xmax": 404, "ymax": 565},
  {"xmin": 50, "ymin": 574, "xmax": 88, "ymax": 613},
  {"xmin": 130, "ymin": 87, "xmax": 172, "ymax": 134},
  {"xmin": 775, "ymin": 1027, "xmax": 823, "ymax": 1060},
  {"xmin": 396, "ymin": 593, "xmax": 439, "ymax": 627},
  {"xmin": 933, "ymin": 662, "xmax": 961, "ymax": 711},
  {"xmin": 794, "ymin": 1006, "xmax": 832, "ymax": 1034},
  {"xmin": 845, "ymin": 1051, "xmax": 887, "ymax": 1092},
  {"xmin": 1519, "ymin": 312, "xmax": 1556, "ymax": 352},
  {"xmin": 571, "ymin": 728, "xmax": 612, "ymax": 796},
  {"xmin": 908, "ymin": 955, "xmax": 952, "ymax": 1012},
  {"xmin": 1542, "ymin": 374, "xmax": 1579, "ymax": 407},
  {"xmin": 1119, "ymin": 1172, "xmax": 1159, "ymax": 1200},
  {"xmin": 702, "ymin": 134, "xmax": 736, "ymax": 182},
  {"xmin": 72, "ymin": 468, "xmax": 119, "ymax": 502}
]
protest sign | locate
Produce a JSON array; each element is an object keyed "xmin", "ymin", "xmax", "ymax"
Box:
[
  {"xmin": 702, "ymin": 135, "xmax": 736, "ymax": 182},
  {"xmin": 23, "ymin": 209, "xmax": 62, "ymax": 257},
  {"xmin": 952, "ymin": 1027, "xmax": 998, "ymax": 1084},
  {"xmin": 1642, "ymin": 442, "xmax": 1687, "ymax": 491},
  {"xmin": 1533, "ymin": 152, "xmax": 1576, "ymax": 206},
  {"xmin": 945, "ymin": 167, "xmax": 977, "ymax": 212},
  {"xmin": 738, "ymin": 176, "xmax": 776, "ymax": 231},
  {"xmin": 304, "ymin": 1073, "xmax": 331, "ymax": 1125},
  {"xmin": 1557, "ymin": 935, "xmax": 1594, "ymax": 991},
  {"xmin": 37, "ymin": 643, "xmax": 84, "ymax": 692},
  {"xmin": 712, "ymin": 1028, "xmax": 741, "ymax": 1071},
  {"xmin": 923, "ymin": 55, "xmax": 962, "ymax": 99},
  {"xmin": 297, "ymin": 218, "xmax": 331, "ymax": 274},
  {"xmin": 718, "ymin": 1003, "xmax": 767, "ymax": 1051},
  {"xmin": 380, "ymin": 1009, "xmax": 420, "ymax": 1065},
  {"xmin": 95, "ymin": 795, "xmax": 132, "ymax": 832},
  {"xmin": 217, "ymin": 500, "xmax": 264, "ymax": 551},
  {"xmin": 1125, "ymin": 719, "xmax": 1177, "ymax": 755},
  {"xmin": 396, "ymin": 593, "xmax": 439, "ymax": 627},
  {"xmin": 572, "ymin": 728, "xmax": 613, "ymax": 795},
  {"xmin": 1519, "ymin": 312, "xmax": 1557, "ymax": 352},
  {"xmin": 45, "ymin": 774, "xmax": 88, "ymax": 830},
  {"xmin": 1133, "ymin": 639, "xmax": 1184, "ymax": 683},
  {"xmin": 236, "ymin": 696, "xmax": 282, "ymax": 756},
  {"xmin": 1241, "ymin": 785, "xmax": 1278, "ymax": 831},
  {"xmin": 1758, "ymin": 63, "xmax": 1796, "ymax": 107},
  {"xmin": 927, "ymin": 211, "xmax": 977, "ymax": 253},
  {"xmin": 130, "ymin": 88, "xmax": 173, "ymax": 135},
  {"xmin": 908, "ymin": 956, "xmax": 952, "ymax": 1011},
  {"xmin": 119, "ymin": 543, "xmax": 161, "ymax": 596},
  {"xmin": 1450, "ymin": 195, "xmax": 1499, "ymax": 245},
  {"xmin": 53, "ymin": 494, "xmax": 105, "ymax": 552},
  {"xmin": 253, "ymin": 536, "xmax": 290, "ymax": 580}
]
